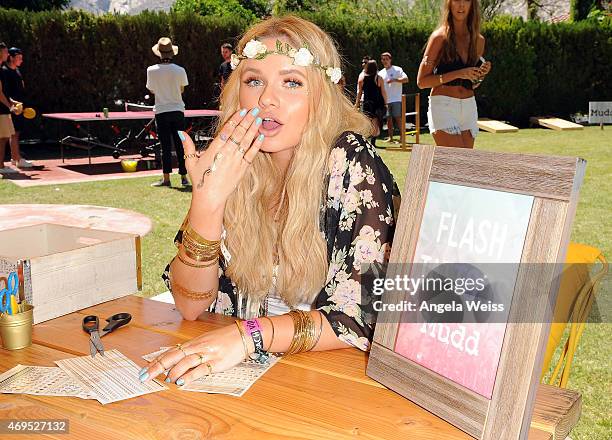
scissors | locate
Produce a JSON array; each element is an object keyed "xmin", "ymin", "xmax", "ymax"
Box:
[
  {"xmin": 0, "ymin": 272, "xmax": 19, "ymax": 315},
  {"xmin": 82, "ymin": 313, "xmax": 132, "ymax": 357}
]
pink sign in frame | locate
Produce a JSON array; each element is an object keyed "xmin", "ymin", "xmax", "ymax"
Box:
[
  {"xmin": 366, "ymin": 145, "xmax": 585, "ymax": 439},
  {"xmin": 394, "ymin": 182, "xmax": 534, "ymax": 398}
]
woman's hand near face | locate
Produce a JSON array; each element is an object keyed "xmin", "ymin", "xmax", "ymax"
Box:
[
  {"xmin": 139, "ymin": 324, "xmax": 251, "ymax": 386},
  {"xmin": 181, "ymin": 108, "xmax": 264, "ymax": 214}
]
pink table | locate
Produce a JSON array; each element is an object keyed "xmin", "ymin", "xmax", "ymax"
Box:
[
  {"xmin": 0, "ymin": 204, "xmax": 153, "ymax": 237},
  {"xmin": 42, "ymin": 110, "xmax": 220, "ymax": 163},
  {"xmin": 43, "ymin": 109, "xmax": 220, "ymax": 122}
]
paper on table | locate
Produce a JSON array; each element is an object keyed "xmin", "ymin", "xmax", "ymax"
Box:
[
  {"xmin": 142, "ymin": 346, "xmax": 173, "ymax": 363},
  {"xmin": 0, "ymin": 364, "xmax": 94, "ymax": 399},
  {"xmin": 55, "ymin": 349, "xmax": 167, "ymax": 404},
  {"xmin": 142, "ymin": 347, "xmax": 279, "ymax": 397}
]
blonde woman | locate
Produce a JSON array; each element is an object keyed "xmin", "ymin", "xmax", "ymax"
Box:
[
  {"xmin": 417, "ymin": 0, "xmax": 492, "ymax": 148},
  {"xmin": 140, "ymin": 16, "xmax": 399, "ymax": 385}
]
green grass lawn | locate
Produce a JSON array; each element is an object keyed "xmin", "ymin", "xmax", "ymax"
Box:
[{"xmin": 1, "ymin": 127, "xmax": 609, "ymax": 438}]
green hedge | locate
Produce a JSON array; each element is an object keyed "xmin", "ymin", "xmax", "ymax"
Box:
[{"xmin": 0, "ymin": 9, "xmax": 610, "ymax": 128}]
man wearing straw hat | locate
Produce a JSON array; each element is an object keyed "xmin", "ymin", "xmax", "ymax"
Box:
[{"xmin": 146, "ymin": 37, "xmax": 189, "ymax": 187}]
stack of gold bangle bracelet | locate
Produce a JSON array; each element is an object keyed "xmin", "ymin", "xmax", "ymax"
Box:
[
  {"xmin": 179, "ymin": 223, "xmax": 221, "ymax": 268},
  {"xmin": 285, "ymin": 310, "xmax": 319, "ymax": 355}
]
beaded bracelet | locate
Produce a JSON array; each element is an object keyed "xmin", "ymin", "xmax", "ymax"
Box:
[{"xmin": 169, "ymin": 271, "xmax": 216, "ymax": 300}]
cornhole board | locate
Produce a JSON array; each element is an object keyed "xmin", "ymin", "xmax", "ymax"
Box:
[
  {"xmin": 478, "ymin": 118, "xmax": 519, "ymax": 133},
  {"xmin": 530, "ymin": 116, "xmax": 583, "ymax": 131}
]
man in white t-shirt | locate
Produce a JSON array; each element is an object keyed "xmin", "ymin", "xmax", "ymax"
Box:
[
  {"xmin": 379, "ymin": 52, "xmax": 408, "ymax": 143},
  {"xmin": 146, "ymin": 37, "xmax": 189, "ymax": 187}
]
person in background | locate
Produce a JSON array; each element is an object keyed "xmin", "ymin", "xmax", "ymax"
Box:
[
  {"xmin": 146, "ymin": 37, "xmax": 190, "ymax": 187},
  {"xmin": 356, "ymin": 60, "xmax": 387, "ymax": 147},
  {"xmin": 0, "ymin": 42, "xmax": 21, "ymax": 174},
  {"xmin": 356, "ymin": 55, "xmax": 370, "ymax": 109},
  {"xmin": 219, "ymin": 43, "xmax": 234, "ymax": 90},
  {"xmin": 379, "ymin": 52, "xmax": 408, "ymax": 143},
  {"xmin": 417, "ymin": 0, "xmax": 492, "ymax": 148},
  {"xmin": 2, "ymin": 47, "xmax": 35, "ymax": 169}
]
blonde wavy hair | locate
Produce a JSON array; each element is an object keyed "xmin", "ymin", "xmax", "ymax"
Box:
[{"xmin": 218, "ymin": 15, "xmax": 372, "ymax": 306}]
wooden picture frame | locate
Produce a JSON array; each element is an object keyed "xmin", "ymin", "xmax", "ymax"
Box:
[{"xmin": 367, "ymin": 145, "xmax": 585, "ymax": 439}]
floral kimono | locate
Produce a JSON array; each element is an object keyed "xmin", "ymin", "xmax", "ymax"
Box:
[{"xmin": 163, "ymin": 131, "xmax": 400, "ymax": 351}]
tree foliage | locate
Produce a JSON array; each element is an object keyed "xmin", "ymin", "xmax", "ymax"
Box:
[
  {"xmin": 0, "ymin": 0, "xmax": 69, "ymax": 11},
  {"xmin": 171, "ymin": 0, "xmax": 270, "ymax": 19}
]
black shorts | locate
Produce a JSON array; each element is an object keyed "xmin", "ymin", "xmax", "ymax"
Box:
[
  {"xmin": 363, "ymin": 101, "xmax": 385, "ymax": 121},
  {"xmin": 11, "ymin": 113, "xmax": 25, "ymax": 132}
]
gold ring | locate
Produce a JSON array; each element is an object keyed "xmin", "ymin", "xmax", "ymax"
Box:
[
  {"xmin": 184, "ymin": 153, "xmax": 198, "ymax": 159},
  {"xmin": 205, "ymin": 362, "xmax": 213, "ymax": 375},
  {"xmin": 228, "ymin": 136, "xmax": 241, "ymax": 146},
  {"xmin": 198, "ymin": 353, "xmax": 206, "ymax": 365},
  {"xmin": 157, "ymin": 358, "xmax": 169, "ymax": 370},
  {"xmin": 175, "ymin": 343, "xmax": 187, "ymax": 358}
]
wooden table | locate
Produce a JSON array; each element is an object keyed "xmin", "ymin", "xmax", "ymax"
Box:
[{"xmin": 0, "ymin": 297, "xmax": 580, "ymax": 439}]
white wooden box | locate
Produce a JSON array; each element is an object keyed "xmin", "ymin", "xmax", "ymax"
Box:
[{"xmin": 0, "ymin": 223, "xmax": 142, "ymax": 324}]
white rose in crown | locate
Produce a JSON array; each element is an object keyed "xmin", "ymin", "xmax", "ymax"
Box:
[
  {"xmin": 326, "ymin": 67, "xmax": 342, "ymax": 84},
  {"xmin": 257, "ymin": 41, "xmax": 267, "ymax": 54},
  {"xmin": 230, "ymin": 53, "xmax": 241, "ymax": 70},
  {"xmin": 243, "ymin": 39, "xmax": 267, "ymax": 59},
  {"xmin": 293, "ymin": 48, "xmax": 314, "ymax": 67}
]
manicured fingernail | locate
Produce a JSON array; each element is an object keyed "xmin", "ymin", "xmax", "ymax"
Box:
[
  {"xmin": 258, "ymin": 134, "xmax": 264, "ymax": 142},
  {"xmin": 176, "ymin": 378, "xmax": 184, "ymax": 386},
  {"xmin": 139, "ymin": 367, "xmax": 147, "ymax": 375},
  {"xmin": 139, "ymin": 372, "xmax": 149, "ymax": 382},
  {"xmin": 239, "ymin": 108, "xmax": 247, "ymax": 117},
  {"xmin": 251, "ymin": 107, "xmax": 260, "ymax": 116},
  {"xmin": 178, "ymin": 131, "xmax": 186, "ymax": 141},
  {"xmin": 255, "ymin": 117, "xmax": 262, "ymax": 126},
  {"xmin": 165, "ymin": 377, "xmax": 171, "ymax": 383}
]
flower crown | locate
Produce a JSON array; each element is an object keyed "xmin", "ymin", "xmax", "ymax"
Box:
[{"xmin": 231, "ymin": 39, "xmax": 342, "ymax": 84}]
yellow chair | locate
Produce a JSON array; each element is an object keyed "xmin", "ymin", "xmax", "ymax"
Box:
[{"xmin": 541, "ymin": 242, "xmax": 608, "ymax": 388}]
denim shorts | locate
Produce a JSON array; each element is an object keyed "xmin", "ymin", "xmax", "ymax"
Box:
[
  {"xmin": 427, "ymin": 95, "xmax": 479, "ymax": 139},
  {"xmin": 386, "ymin": 101, "xmax": 402, "ymax": 119}
]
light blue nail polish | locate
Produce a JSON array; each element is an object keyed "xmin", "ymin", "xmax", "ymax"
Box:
[
  {"xmin": 178, "ymin": 131, "xmax": 186, "ymax": 141},
  {"xmin": 176, "ymin": 378, "xmax": 184, "ymax": 386},
  {"xmin": 258, "ymin": 134, "xmax": 264, "ymax": 142},
  {"xmin": 239, "ymin": 108, "xmax": 247, "ymax": 117},
  {"xmin": 165, "ymin": 377, "xmax": 171, "ymax": 383},
  {"xmin": 251, "ymin": 107, "xmax": 260, "ymax": 117},
  {"xmin": 139, "ymin": 367, "xmax": 147, "ymax": 376},
  {"xmin": 139, "ymin": 372, "xmax": 149, "ymax": 382},
  {"xmin": 255, "ymin": 117, "xmax": 262, "ymax": 126}
]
